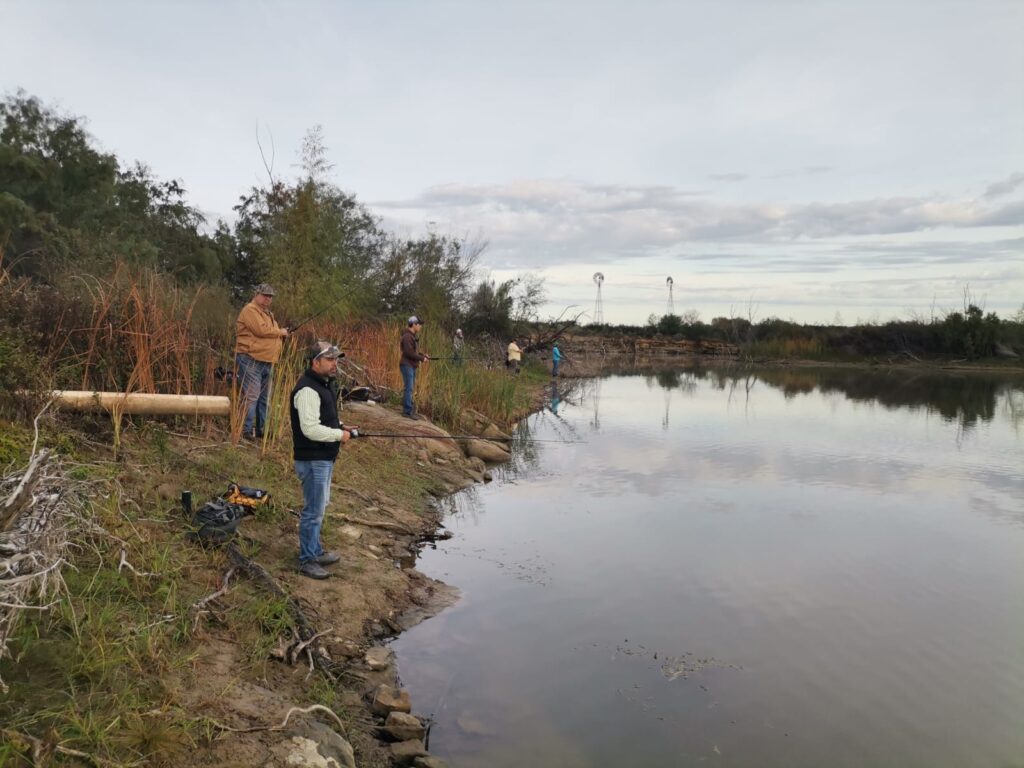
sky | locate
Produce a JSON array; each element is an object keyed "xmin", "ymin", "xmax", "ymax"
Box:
[{"xmin": 3, "ymin": 0, "xmax": 1022, "ymax": 325}]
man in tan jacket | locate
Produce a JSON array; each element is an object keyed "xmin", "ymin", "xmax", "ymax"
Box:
[{"xmin": 235, "ymin": 283, "xmax": 288, "ymax": 439}]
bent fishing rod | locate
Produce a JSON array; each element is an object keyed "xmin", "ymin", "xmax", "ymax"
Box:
[{"xmin": 346, "ymin": 429, "xmax": 584, "ymax": 444}]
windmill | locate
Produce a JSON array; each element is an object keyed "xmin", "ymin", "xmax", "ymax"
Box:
[
  {"xmin": 666, "ymin": 276, "xmax": 675, "ymax": 315},
  {"xmin": 592, "ymin": 272, "xmax": 605, "ymax": 324}
]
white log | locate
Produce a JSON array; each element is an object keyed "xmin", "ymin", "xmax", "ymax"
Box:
[{"xmin": 50, "ymin": 391, "xmax": 230, "ymax": 417}]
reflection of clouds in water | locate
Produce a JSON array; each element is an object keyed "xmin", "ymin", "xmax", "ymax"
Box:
[{"xmin": 574, "ymin": 438, "xmax": 1021, "ymax": 512}]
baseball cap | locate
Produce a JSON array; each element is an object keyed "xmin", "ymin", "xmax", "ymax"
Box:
[
  {"xmin": 308, "ymin": 341, "xmax": 345, "ymax": 361},
  {"xmin": 408, "ymin": 315, "xmax": 423, "ymax": 325},
  {"xmin": 254, "ymin": 283, "xmax": 276, "ymax": 296}
]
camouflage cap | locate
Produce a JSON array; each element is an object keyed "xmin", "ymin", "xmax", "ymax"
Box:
[{"xmin": 254, "ymin": 283, "xmax": 276, "ymax": 296}]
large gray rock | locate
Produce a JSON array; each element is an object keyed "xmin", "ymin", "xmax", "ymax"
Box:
[
  {"xmin": 384, "ymin": 711, "xmax": 425, "ymax": 742},
  {"xmin": 389, "ymin": 739, "xmax": 428, "ymax": 766},
  {"xmin": 265, "ymin": 720, "xmax": 355, "ymax": 768},
  {"xmin": 365, "ymin": 646, "xmax": 393, "ymax": 671},
  {"xmin": 371, "ymin": 684, "xmax": 412, "ymax": 716},
  {"xmin": 461, "ymin": 438, "xmax": 511, "ymax": 464}
]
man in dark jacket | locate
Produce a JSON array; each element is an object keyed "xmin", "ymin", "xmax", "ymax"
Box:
[
  {"xmin": 399, "ymin": 316, "xmax": 429, "ymax": 418},
  {"xmin": 290, "ymin": 341, "xmax": 357, "ymax": 579}
]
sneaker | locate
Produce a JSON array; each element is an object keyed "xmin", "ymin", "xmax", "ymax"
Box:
[
  {"xmin": 315, "ymin": 551, "xmax": 341, "ymax": 566},
  {"xmin": 299, "ymin": 561, "xmax": 330, "ymax": 580}
]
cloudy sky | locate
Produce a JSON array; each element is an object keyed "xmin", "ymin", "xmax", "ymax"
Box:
[{"xmin": 3, "ymin": 0, "xmax": 1022, "ymax": 324}]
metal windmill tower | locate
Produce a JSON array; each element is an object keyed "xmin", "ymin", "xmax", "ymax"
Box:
[
  {"xmin": 592, "ymin": 272, "xmax": 605, "ymax": 324},
  {"xmin": 666, "ymin": 276, "xmax": 675, "ymax": 315}
]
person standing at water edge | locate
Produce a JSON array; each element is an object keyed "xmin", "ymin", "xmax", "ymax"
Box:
[
  {"xmin": 234, "ymin": 283, "xmax": 288, "ymax": 439},
  {"xmin": 551, "ymin": 342, "xmax": 561, "ymax": 377},
  {"xmin": 400, "ymin": 316, "xmax": 429, "ymax": 417},
  {"xmin": 507, "ymin": 339, "xmax": 522, "ymax": 374},
  {"xmin": 290, "ymin": 341, "xmax": 356, "ymax": 580},
  {"xmin": 453, "ymin": 328, "xmax": 465, "ymax": 365}
]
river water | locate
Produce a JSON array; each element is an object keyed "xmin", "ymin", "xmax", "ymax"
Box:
[{"xmin": 391, "ymin": 366, "xmax": 1024, "ymax": 768}]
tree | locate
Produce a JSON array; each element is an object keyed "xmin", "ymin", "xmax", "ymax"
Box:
[
  {"xmin": 657, "ymin": 313, "xmax": 683, "ymax": 335},
  {"xmin": 0, "ymin": 92, "xmax": 227, "ymax": 282}
]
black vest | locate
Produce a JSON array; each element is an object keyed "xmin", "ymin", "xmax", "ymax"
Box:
[{"xmin": 290, "ymin": 370, "xmax": 341, "ymax": 462}]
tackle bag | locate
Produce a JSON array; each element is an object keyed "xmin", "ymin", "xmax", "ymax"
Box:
[
  {"xmin": 188, "ymin": 499, "xmax": 251, "ymax": 544},
  {"xmin": 222, "ymin": 483, "xmax": 271, "ymax": 508}
]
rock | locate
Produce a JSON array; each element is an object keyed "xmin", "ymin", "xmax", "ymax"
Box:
[
  {"xmin": 389, "ymin": 739, "xmax": 428, "ymax": 766},
  {"xmin": 467, "ymin": 456, "xmax": 486, "ymax": 474},
  {"xmin": 483, "ymin": 471, "xmax": 493, "ymax": 483},
  {"xmin": 266, "ymin": 720, "xmax": 355, "ymax": 768},
  {"xmin": 481, "ymin": 423, "xmax": 511, "ymax": 441},
  {"xmin": 338, "ymin": 525, "xmax": 362, "ymax": 542},
  {"xmin": 365, "ymin": 646, "xmax": 393, "ymax": 671},
  {"xmin": 371, "ymin": 684, "xmax": 412, "ymax": 716},
  {"xmin": 462, "ymin": 438, "xmax": 511, "ymax": 464},
  {"xmin": 383, "ymin": 711, "xmax": 425, "ymax": 741},
  {"xmin": 413, "ymin": 757, "xmax": 452, "ymax": 768}
]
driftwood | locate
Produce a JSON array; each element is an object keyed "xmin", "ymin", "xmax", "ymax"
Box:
[
  {"xmin": 210, "ymin": 703, "xmax": 347, "ymax": 737},
  {"xmin": 223, "ymin": 542, "xmax": 334, "ymax": 675},
  {"xmin": 49, "ymin": 391, "xmax": 230, "ymax": 417},
  {"xmin": 0, "ymin": 449, "xmax": 76, "ymax": 694}
]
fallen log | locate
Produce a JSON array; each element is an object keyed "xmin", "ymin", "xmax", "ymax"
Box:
[{"xmin": 49, "ymin": 391, "xmax": 230, "ymax": 417}]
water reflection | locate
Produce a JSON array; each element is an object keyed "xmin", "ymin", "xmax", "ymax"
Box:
[
  {"xmin": 395, "ymin": 368, "xmax": 1024, "ymax": 768},
  {"xmin": 623, "ymin": 364, "xmax": 1024, "ymax": 432}
]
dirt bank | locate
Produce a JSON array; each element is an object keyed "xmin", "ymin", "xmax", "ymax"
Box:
[{"xmin": 0, "ymin": 396, "xmax": 534, "ymax": 768}]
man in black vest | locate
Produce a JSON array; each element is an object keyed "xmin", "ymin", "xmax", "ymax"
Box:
[{"xmin": 290, "ymin": 341, "xmax": 357, "ymax": 579}]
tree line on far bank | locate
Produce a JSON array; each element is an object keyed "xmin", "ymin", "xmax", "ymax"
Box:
[{"xmin": 573, "ymin": 300, "xmax": 1024, "ymax": 361}]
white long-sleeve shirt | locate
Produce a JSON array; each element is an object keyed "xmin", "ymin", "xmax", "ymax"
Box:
[{"xmin": 293, "ymin": 387, "xmax": 344, "ymax": 443}]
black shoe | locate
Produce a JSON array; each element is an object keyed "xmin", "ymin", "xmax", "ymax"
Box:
[
  {"xmin": 299, "ymin": 561, "xmax": 330, "ymax": 580},
  {"xmin": 316, "ymin": 551, "xmax": 341, "ymax": 566}
]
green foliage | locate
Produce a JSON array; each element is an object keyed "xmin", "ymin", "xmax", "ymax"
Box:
[
  {"xmin": 657, "ymin": 313, "xmax": 684, "ymax": 335},
  {"xmin": 940, "ymin": 304, "xmax": 1000, "ymax": 358},
  {"xmin": 462, "ymin": 274, "xmax": 546, "ymax": 338},
  {"xmin": 0, "ymin": 91, "xmax": 228, "ymax": 283}
]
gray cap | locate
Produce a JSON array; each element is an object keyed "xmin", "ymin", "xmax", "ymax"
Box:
[
  {"xmin": 408, "ymin": 315, "xmax": 423, "ymax": 325},
  {"xmin": 254, "ymin": 283, "xmax": 276, "ymax": 296}
]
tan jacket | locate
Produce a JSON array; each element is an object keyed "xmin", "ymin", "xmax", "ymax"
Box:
[
  {"xmin": 235, "ymin": 301, "xmax": 284, "ymax": 363},
  {"xmin": 507, "ymin": 342, "xmax": 522, "ymax": 362}
]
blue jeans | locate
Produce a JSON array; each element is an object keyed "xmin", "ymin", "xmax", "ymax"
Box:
[
  {"xmin": 236, "ymin": 353, "xmax": 272, "ymax": 435},
  {"xmin": 400, "ymin": 363, "xmax": 416, "ymax": 415},
  {"xmin": 552, "ymin": 359, "xmax": 559, "ymax": 377},
  {"xmin": 294, "ymin": 459, "xmax": 334, "ymax": 563}
]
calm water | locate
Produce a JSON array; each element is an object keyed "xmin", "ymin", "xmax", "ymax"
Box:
[{"xmin": 392, "ymin": 367, "xmax": 1024, "ymax": 768}]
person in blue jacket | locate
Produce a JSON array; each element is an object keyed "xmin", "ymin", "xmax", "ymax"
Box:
[{"xmin": 551, "ymin": 343, "xmax": 562, "ymax": 378}]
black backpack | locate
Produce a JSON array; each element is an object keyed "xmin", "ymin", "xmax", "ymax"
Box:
[{"xmin": 188, "ymin": 499, "xmax": 251, "ymax": 544}]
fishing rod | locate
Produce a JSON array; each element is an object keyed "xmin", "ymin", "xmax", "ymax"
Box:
[
  {"xmin": 287, "ymin": 285, "xmax": 361, "ymax": 333},
  {"xmin": 349, "ymin": 430, "xmax": 584, "ymax": 444}
]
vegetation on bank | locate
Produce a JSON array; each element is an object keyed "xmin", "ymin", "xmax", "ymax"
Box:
[{"xmin": 563, "ymin": 300, "xmax": 1024, "ymax": 362}]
